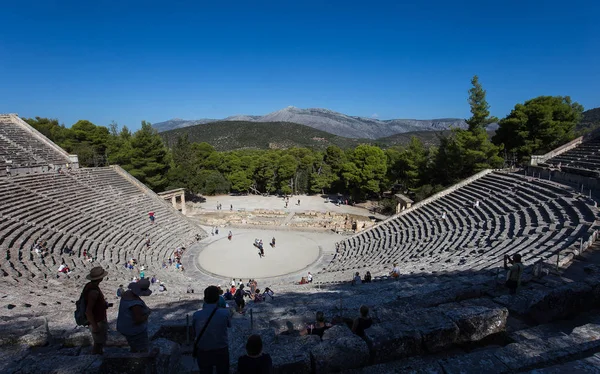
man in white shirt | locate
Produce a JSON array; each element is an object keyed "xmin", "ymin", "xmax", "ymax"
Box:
[
  {"xmin": 390, "ymin": 263, "xmax": 401, "ymax": 278},
  {"xmin": 307, "ymin": 272, "xmax": 313, "ymax": 283}
]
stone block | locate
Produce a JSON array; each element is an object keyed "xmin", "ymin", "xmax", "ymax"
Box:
[
  {"xmin": 525, "ymin": 353, "xmax": 600, "ymax": 373},
  {"xmin": 103, "ymin": 349, "xmax": 158, "ymax": 374},
  {"xmin": 493, "ymin": 338, "xmax": 562, "ymax": 371},
  {"xmin": 440, "ymin": 350, "xmax": 509, "ymax": 374},
  {"xmin": 443, "ymin": 306, "xmax": 507, "ymax": 343},
  {"xmin": 311, "ymin": 325, "xmax": 369, "ymax": 372},
  {"xmin": 150, "ymin": 323, "xmax": 188, "ymax": 343},
  {"xmin": 152, "ymin": 338, "xmax": 181, "ymax": 374},
  {"xmin": 365, "ymin": 321, "xmax": 422, "ymax": 364},
  {"xmin": 527, "ymin": 282, "xmax": 592, "ymax": 323},
  {"xmin": 406, "ymin": 309, "xmax": 459, "ymax": 352},
  {"xmin": 62, "ymin": 328, "xmax": 93, "ymax": 347},
  {"xmin": 344, "ymin": 356, "xmax": 443, "ymax": 373},
  {"xmin": 18, "ymin": 324, "xmax": 50, "ymax": 347},
  {"xmin": 271, "ymin": 334, "xmax": 319, "ymax": 374},
  {"xmin": 9, "ymin": 354, "xmax": 101, "ymax": 374}
]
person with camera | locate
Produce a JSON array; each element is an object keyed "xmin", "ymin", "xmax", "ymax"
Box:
[
  {"xmin": 83, "ymin": 266, "xmax": 112, "ymax": 355},
  {"xmin": 192, "ymin": 286, "xmax": 232, "ymax": 374},
  {"xmin": 504, "ymin": 253, "xmax": 525, "ymax": 295},
  {"xmin": 117, "ymin": 278, "xmax": 153, "ymax": 352}
]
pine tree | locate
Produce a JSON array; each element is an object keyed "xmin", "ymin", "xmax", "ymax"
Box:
[{"xmin": 121, "ymin": 121, "xmax": 170, "ymax": 191}]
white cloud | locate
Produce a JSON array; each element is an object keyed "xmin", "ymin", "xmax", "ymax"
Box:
[{"xmin": 371, "ymin": 113, "xmax": 379, "ymax": 119}]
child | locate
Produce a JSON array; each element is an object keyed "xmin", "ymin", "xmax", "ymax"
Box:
[{"xmin": 237, "ymin": 335, "xmax": 272, "ymax": 374}]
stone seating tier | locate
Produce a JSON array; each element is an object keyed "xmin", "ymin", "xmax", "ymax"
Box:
[
  {"xmin": 326, "ymin": 171, "xmax": 598, "ymax": 280},
  {"xmin": 0, "ymin": 167, "xmax": 206, "ymax": 285},
  {"xmin": 545, "ymin": 138, "xmax": 600, "ymax": 172},
  {"xmin": 0, "ymin": 116, "xmax": 71, "ymax": 169}
]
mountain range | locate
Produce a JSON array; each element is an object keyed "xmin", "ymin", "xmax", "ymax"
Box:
[{"xmin": 153, "ymin": 106, "xmax": 467, "ymax": 139}]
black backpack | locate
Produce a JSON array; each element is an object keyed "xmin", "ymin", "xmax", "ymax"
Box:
[{"xmin": 74, "ymin": 284, "xmax": 98, "ymax": 326}]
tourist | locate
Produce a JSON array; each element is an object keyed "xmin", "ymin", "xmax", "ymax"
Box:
[
  {"xmin": 224, "ymin": 287, "xmax": 233, "ymax": 301},
  {"xmin": 351, "ymin": 305, "xmax": 373, "ymax": 339},
  {"xmin": 307, "ymin": 272, "xmax": 313, "ymax": 283},
  {"xmin": 299, "ymin": 277, "xmax": 308, "ymax": 284},
  {"xmin": 83, "ymin": 266, "xmax": 110, "ymax": 355},
  {"xmin": 116, "ymin": 284, "xmax": 125, "ymax": 298},
  {"xmin": 238, "ymin": 279, "xmax": 244, "ymax": 288},
  {"xmin": 187, "ymin": 285, "xmax": 195, "ymax": 294},
  {"xmin": 363, "ymin": 271, "xmax": 372, "ymax": 283},
  {"xmin": 139, "ymin": 266, "xmax": 145, "ymax": 279},
  {"xmin": 270, "ymin": 237, "xmax": 276, "ymax": 247},
  {"xmin": 159, "ymin": 283, "xmax": 167, "ymax": 292},
  {"xmin": 151, "ymin": 275, "xmax": 157, "ymax": 284},
  {"xmin": 441, "ymin": 211, "xmax": 447, "ymax": 220},
  {"xmin": 234, "ymin": 284, "xmax": 246, "ymax": 313},
  {"xmin": 504, "ymin": 253, "xmax": 525, "ymax": 295},
  {"xmin": 117, "ymin": 279, "xmax": 152, "ymax": 353},
  {"xmin": 300, "ymin": 311, "xmax": 332, "ymax": 340},
  {"xmin": 253, "ymin": 289, "xmax": 263, "ymax": 303},
  {"xmin": 192, "ymin": 286, "xmax": 232, "ymax": 374},
  {"xmin": 352, "ymin": 272, "xmax": 362, "ymax": 286},
  {"xmin": 230, "ymin": 204, "xmax": 233, "ymax": 211},
  {"xmin": 237, "ymin": 334, "xmax": 273, "ymax": 374},
  {"xmin": 217, "ymin": 286, "xmax": 227, "ymax": 308},
  {"xmin": 228, "ymin": 231, "xmax": 233, "ymax": 241},
  {"xmin": 215, "ymin": 227, "xmax": 219, "ymax": 235},
  {"xmin": 148, "ymin": 211, "xmax": 155, "ymax": 224},
  {"xmin": 390, "ymin": 263, "xmax": 401, "ymax": 278},
  {"xmin": 230, "ymin": 285, "xmax": 237, "ymax": 296},
  {"xmin": 263, "ymin": 287, "xmax": 274, "ymax": 300},
  {"xmin": 231, "ymin": 278, "xmax": 236, "ymax": 287}
]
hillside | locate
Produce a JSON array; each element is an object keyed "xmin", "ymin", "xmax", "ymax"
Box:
[
  {"xmin": 160, "ymin": 121, "xmax": 369, "ymax": 151},
  {"xmin": 577, "ymin": 107, "xmax": 600, "ymax": 134},
  {"xmin": 153, "ymin": 106, "xmax": 467, "ymax": 139},
  {"xmin": 153, "ymin": 118, "xmax": 217, "ymax": 132}
]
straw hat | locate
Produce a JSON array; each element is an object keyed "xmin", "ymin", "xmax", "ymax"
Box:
[
  {"xmin": 128, "ymin": 278, "xmax": 152, "ymax": 297},
  {"xmin": 86, "ymin": 266, "xmax": 108, "ymax": 280}
]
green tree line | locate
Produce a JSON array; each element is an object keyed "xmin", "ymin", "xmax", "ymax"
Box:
[{"xmin": 24, "ymin": 76, "xmax": 584, "ymax": 201}]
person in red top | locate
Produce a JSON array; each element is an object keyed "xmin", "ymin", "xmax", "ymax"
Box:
[
  {"xmin": 83, "ymin": 267, "xmax": 110, "ymax": 355},
  {"xmin": 148, "ymin": 212, "xmax": 155, "ymax": 224}
]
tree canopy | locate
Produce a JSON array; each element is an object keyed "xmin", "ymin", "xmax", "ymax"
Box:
[
  {"xmin": 493, "ymin": 96, "xmax": 583, "ymax": 160},
  {"xmin": 23, "ymin": 77, "xmax": 587, "ymax": 203}
]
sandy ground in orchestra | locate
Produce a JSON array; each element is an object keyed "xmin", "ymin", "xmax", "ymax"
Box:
[{"xmin": 196, "ymin": 227, "xmax": 340, "ymax": 279}]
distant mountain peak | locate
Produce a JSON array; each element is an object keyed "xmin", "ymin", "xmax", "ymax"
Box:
[{"xmin": 153, "ymin": 106, "xmax": 467, "ymax": 138}]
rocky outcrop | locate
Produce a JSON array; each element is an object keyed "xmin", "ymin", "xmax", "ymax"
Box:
[
  {"xmin": 494, "ymin": 279, "xmax": 600, "ymax": 324},
  {"xmin": 311, "ymin": 325, "xmax": 370, "ymax": 372},
  {"xmin": 443, "ymin": 306, "xmax": 508, "ymax": 343},
  {"xmin": 366, "ymin": 321, "xmax": 423, "ymax": 363}
]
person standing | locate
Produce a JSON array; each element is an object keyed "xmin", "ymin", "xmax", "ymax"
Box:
[
  {"xmin": 83, "ymin": 266, "xmax": 110, "ymax": 355},
  {"xmin": 504, "ymin": 253, "xmax": 525, "ymax": 294},
  {"xmin": 193, "ymin": 286, "xmax": 232, "ymax": 374},
  {"xmin": 117, "ymin": 279, "xmax": 153, "ymax": 352}
]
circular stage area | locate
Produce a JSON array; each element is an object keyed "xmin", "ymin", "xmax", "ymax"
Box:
[{"xmin": 197, "ymin": 231, "xmax": 322, "ymax": 279}]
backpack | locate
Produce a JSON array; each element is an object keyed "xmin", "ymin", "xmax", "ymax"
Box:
[
  {"xmin": 74, "ymin": 284, "xmax": 97, "ymax": 326},
  {"xmin": 116, "ymin": 287, "xmax": 123, "ymax": 298},
  {"xmin": 74, "ymin": 293, "xmax": 89, "ymax": 326}
]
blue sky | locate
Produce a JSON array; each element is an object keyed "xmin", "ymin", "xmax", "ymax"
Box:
[{"xmin": 1, "ymin": 0, "xmax": 598, "ymax": 130}]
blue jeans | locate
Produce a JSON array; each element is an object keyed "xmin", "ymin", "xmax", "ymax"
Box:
[{"xmin": 197, "ymin": 347, "xmax": 229, "ymax": 374}]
